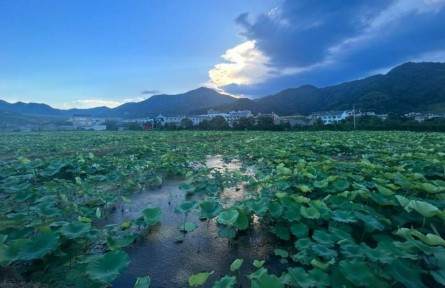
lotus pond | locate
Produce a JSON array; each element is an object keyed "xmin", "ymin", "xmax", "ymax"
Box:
[{"xmin": 1, "ymin": 131, "xmax": 445, "ymax": 287}]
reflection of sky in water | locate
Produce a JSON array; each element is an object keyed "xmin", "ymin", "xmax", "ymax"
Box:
[{"xmin": 110, "ymin": 157, "xmax": 279, "ymax": 287}]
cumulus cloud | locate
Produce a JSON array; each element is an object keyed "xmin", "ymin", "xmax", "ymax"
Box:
[{"xmin": 211, "ymin": 0, "xmax": 445, "ymax": 97}]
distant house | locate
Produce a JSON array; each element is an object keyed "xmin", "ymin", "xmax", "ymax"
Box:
[
  {"xmin": 155, "ymin": 115, "xmax": 184, "ymax": 126},
  {"xmin": 310, "ymin": 111, "xmax": 349, "ymax": 124},
  {"xmin": 405, "ymin": 112, "xmax": 444, "ymax": 122},
  {"xmin": 71, "ymin": 114, "xmax": 93, "ymax": 127},
  {"xmin": 280, "ymin": 115, "xmax": 311, "ymax": 126},
  {"xmin": 256, "ymin": 112, "xmax": 281, "ymax": 125}
]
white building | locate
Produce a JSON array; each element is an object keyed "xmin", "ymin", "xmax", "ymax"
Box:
[{"xmin": 310, "ymin": 111, "xmax": 349, "ymax": 124}]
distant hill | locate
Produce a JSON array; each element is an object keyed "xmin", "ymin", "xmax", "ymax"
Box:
[
  {"xmin": 208, "ymin": 62, "xmax": 445, "ymax": 115},
  {"xmin": 100, "ymin": 87, "xmax": 237, "ymax": 118},
  {"xmin": 1, "ymin": 62, "xmax": 444, "ymax": 118}
]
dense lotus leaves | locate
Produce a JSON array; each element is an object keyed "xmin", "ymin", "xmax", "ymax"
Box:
[
  {"xmin": 86, "ymin": 250, "xmax": 130, "ymax": 283},
  {"xmin": 287, "ymin": 267, "xmax": 317, "ymax": 288},
  {"xmin": 309, "ymin": 268, "xmax": 331, "ymax": 287},
  {"xmin": 142, "ymin": 206, "xmax": 162, "ymax": 225},
  {"xmin": 354, "ymin": 211, "xmax": 384, "ymax": 232},
  {"xmin": 339, "ymin": 259, "xmax": 377, "ymax": 287},
  {"xmin": 0, "ymin": 239, "xmax": 27, "ymax": 265},
  {"xmin": 268, "ymin": 201, "xmax": 283, "ymax": 218},
  {"xmin": 134, "ymin": 276, "xmax": 151, "ymax": 288},
  {"xmin": 312, "ymin": 230, "xmax": 337, "ymax": 247},
  {"xmin": 60, "ymin": 222, "xmax": 91, "ymax": 239},
  {"xmin": 311, "ymin": 244, "xmax": 338, "ymax": 259},
  {"xmin": 18, "ymin": 232, "xmax": 60, "ymax": 261},
  {"xmin": 385, "ymin": 258, "xmax": 427, "ymax": 288},
  {"xmin": 188, "ymin": 271, "xmax": 214, "ymax": 287},
  {"xmin": 212, "ymin": 275, "xmax": 236, "ymax": 288},
  {"xmin": 331, "ymin": 210, "xmax": 357, "ymax": 223}
]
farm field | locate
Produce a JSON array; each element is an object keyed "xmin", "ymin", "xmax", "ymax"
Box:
[{"xmin": 1, "ymin": 131, "xmax": 445, "ymax": 287}]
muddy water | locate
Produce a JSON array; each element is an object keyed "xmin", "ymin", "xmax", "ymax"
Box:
[{"xmin": 111, "ymin": 157, "xmax": 278, "ymax": 288}]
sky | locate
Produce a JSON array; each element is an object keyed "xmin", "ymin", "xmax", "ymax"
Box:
[{"xmin": 1, "ymin": 0, "xmax": 445, "ymax": 109}]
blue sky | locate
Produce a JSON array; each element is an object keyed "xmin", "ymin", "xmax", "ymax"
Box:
[{"xmin": 1, "ymin": 0, "xmax": 445, "ymax": 108}]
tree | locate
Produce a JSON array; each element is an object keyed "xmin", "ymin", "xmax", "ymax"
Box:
[
  {"xmin": 209, "ymin": 116, "xmax": 229, "ymax": 130},
  {"xmin": 105, "ymin": 120, "xmax": 118, "ymax": 131},
  {"xmin": 180, "ymin": 118, "xmax": 194, "ymax": 130},
  {"xmin": 233, "ymin": 117, "xmax": 255, "ymax": 130},
  {"xmin": 256, "ymin": 116, "xmax": 275, "ymax": 130}
]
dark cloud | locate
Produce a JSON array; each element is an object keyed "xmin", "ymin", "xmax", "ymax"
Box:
[
  {"xmin": 225, "ymin": 0, "xmax": 445, "ymax": 97},
  {"xmin": 141, "ymin": 90, "xmax": 161, "ymax": 95}
]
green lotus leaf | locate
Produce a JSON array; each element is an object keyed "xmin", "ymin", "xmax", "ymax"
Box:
[
  {"xmin": 290, "ymin": 223, "xmax": 309, "ymax": 238},
  {"xmin": 310, "ymin": 258, "xmax": 335, "ymax": 270},
  {"xmin": 354, "ymin": 212, "xmax": 384, "ymax": 232},
  {"xmin": 234, "ymin": 210, "xmax": 249, "ymax": 230},
  {"xmin": 375, "ymin": 184, "xmax": 395, "ymax": 196},
  {"xmin": 268, "ymin": 201, "xmax": 283, "ymax": 218},
  {"xmin": 331, "ymin": 179, "xmax": 350, "ymax": 192},
  {"xmin": 142, "ymin": 206, "xmax": 162, "ymax": 225},
  {"xmin": 294, "ymin": 238, "xmax": 313, "ymax": 250},
  {"xmin": 287, "ymin": 267, "xmax": 316, "ymax": 288},
  {"xmin": 297, "ymin": 185, "xmax": 312, "ymax": 193},
  {"xmin": 274, "ymin": 248, "xmax": 289, "ymax": 258},
  {"xmin": 134, "ymin": 276, "xmax": 151, "ymax": 288},
  {"xmin": 0, "ymin": 239, "xmax": 27, "ymax": 265},
  {"xmin": 411, "ymin": 230, "xmax": 445, "ymax": 246},
  {"xmin": 175, "ymin": 201, "xmax": 197, "ymax": 214},
  {"xmin": 107, "ymin": 235, "xmax": 137, "ymax": 250},
  {"xmin": 86, "ymin": 250, "xmax": 130, "ymax": 283},
  {"xmin": 271, "ymin": 222, "xmax": 290, "ymax": 241},
  {"xmin": 230, "ymin": 258, "xmax": 244, "ymax": 272},
  {"xmin": 331, "ymin": 210, "xmax": 357, "ymax": 223},
  {"xmin": 212, "ymin": 275, "xmax": 236, "ymax": 288},
  {"xmin": 178, "ymin": 221, "xmax": 198, "ymax": 233},
  {"xmin": 283, "ymin": 206, "xmax": 301, "ymax": 221},
  {"xmin": 308, "ymin": 268, "xmax": 330, "ymax": 287},
  {"xmin": 385, "ymin": 258, "xmax": 426, "ymax": 288},
  {"xmin": 217, "ymin": 210, "xmax": 239, "ymax": 225},
  {"xmin": 311, "ymin": 244, "xmax": 338, "ymax": 259},
  {"xmin": 312, "ymin": 230, "xmax": 337, "ymax": 247},
  {"xmin": 199, "ymin": 198, "xmax": 221, "ymax": 219},
  {"xmin": 60, "ymin": 222, "xmax": 91, "ymax": 239},
  {"xmin": 19, "ymin": 232, "xmax": 59, "ymax": 261},
  {"xmin": 253, "ymin": 259, "xmax": 265, "ymax": 268},
  {"xmin": 218, "ymin": 227, "xmax": 236, "ymax": 239},
  {"xmin": 246, "ymin": 199, "xmax": 269, "ymax": 216},
  {"xmin": 408, "ymin": 200, "xmax": 440, "ymax": 218},
  {"xmin": 339, "ymin": 259, "xmax": 375, "ymax": 286},
  {"xmin": 300, "ymin": 206, "xmax": 320, "ymax": 219},
  {"xmin": 248, "ymin": 268, "xmax": 283, "ymax": 288},
  {"xmin": 360, "ymin": 242, "xmax": 396, "ymax": 264},
  {"xmin": 189, "ymin": 271, "xmax": 214, "ymax": 287},
  {"xmin": 418, "ymin": 182, "xmax": 445, "ymax": 193}
]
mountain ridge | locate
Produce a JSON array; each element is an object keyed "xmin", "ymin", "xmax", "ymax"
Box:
[{"xmin": 1, "ymin": 62, "xmax": 445, "ymax": 118}]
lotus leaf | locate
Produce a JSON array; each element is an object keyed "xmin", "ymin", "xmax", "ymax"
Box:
[
  {"xmin": 339, "ymin": 259, "xmax": 375, "ymax": 287},
  {"xmin": 268, "ymin": 201, "xmax": 283, "ymax": 218},
  {"xmin": 142, "ymin": 206, "xmax": 162, "ymax": 225},
  {"xmin": 287, "ymin": 267, "xmax": 316, "ymax": 288},
  {"xmin": 217, "ymin": 210, "xmax": 239, "ymax": 225},
  {"xmin": 253, "ymin": 259, "xmax": 265, "ymax": 268},
  {"xmin": 308, "ymin": 268, "xmax": 330, "ymax": 287},
  {"xmin": 300, "ymin": 205, "xmax": 320, "ymax": 219},
  {"xmin": 188, "ymin": 271, "xmax": 214, "ymax": 287},
  {"xmin": 248, "ymin": 268, "xmax": 283, "ymax": 288},
  {"xmin": 107, "ymin": 235, "xmax": 137, "ymax": 250},
  {"xmin": 179, "ymin": 221, "xmax": 198, "ymax": 233},
  {"xmin": 234, "ymin": 210, "xmax": 249, "ymax": 230},
  {"xmin": 19, "ymin": 232, "xmax": 59, "ymax": 261},
  {"xmin": 311, "ymin": 244, "xmax": 338, "ymax": 259},
  {"xmin": 134, "ymin": 276, "xmax": 151, "ymax": 288},
  {"xmin": 331, "ymin": 210, "xmax": 357, "ymax": 223},
  {"xmin": 212, "ymin": 275, "xmax": 236, "ymax": 288},
  {"xmin": 86, "ymin": 250, "xmax": 130, "ymax": 283},
  {"xmin": 290, "ymin": 223, "xmax": 308, "ymax": 238},
  {"xmin": 274, "ymin": 248, "xmax": 289, "ymax": 258},
  {"xmin": 408, "ymin": 200, "xmax": 441, "ymax": 218},
  {"xmin": 230, "ymin": 258, "xmax": 243, "ymax": 272},
  {"xmin": 60, "ymin": 222, "xmax": 91, "ymax": 239},
  {"xmin": 199, "ymin": 198, "xmax": 221, "ymax": 219},
  {"xmin": 175, "ymin": 201, "xmax": 197, "ymax": 214}
]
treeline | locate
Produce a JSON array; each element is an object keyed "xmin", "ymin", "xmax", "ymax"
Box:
[{"xmin": 107, "ymin": 114, "xmax": 445, "ymax": 132}]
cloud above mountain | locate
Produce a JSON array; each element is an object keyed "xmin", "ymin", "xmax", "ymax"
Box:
[{"xmin": 209, "ymin": 0, "xmax": 445, "ymax": 97}]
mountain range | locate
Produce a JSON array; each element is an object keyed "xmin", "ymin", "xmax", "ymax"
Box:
[{"xmin": 1, "ymin": 62, "xmax": 444, "ymax": 119}]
